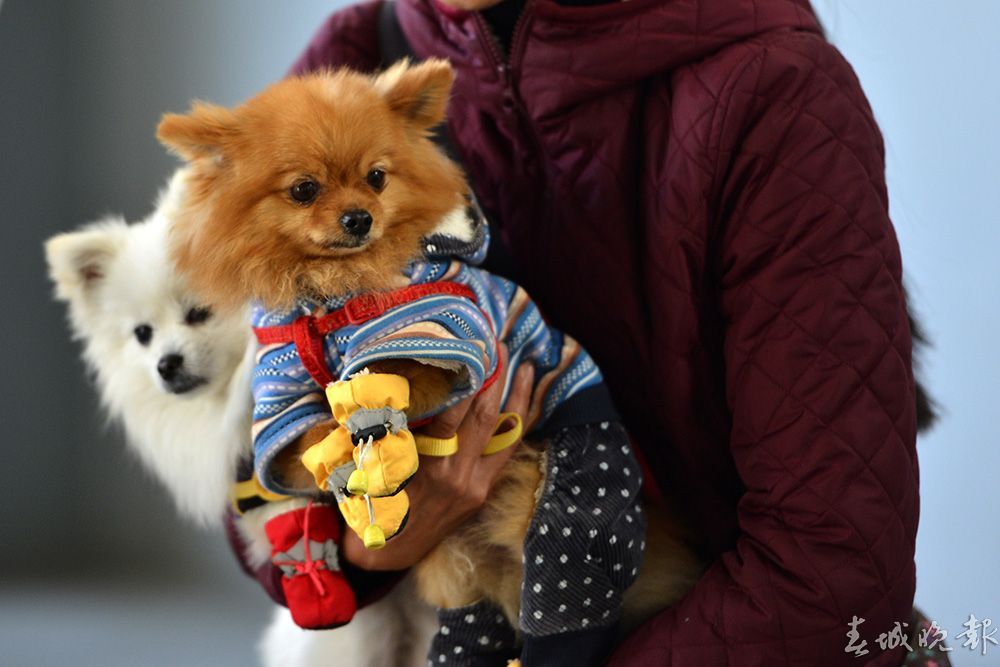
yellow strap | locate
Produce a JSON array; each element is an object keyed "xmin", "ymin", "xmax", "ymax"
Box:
[
  {"xmin": 414, "ymin": 412, "xmax": 523, "ymax": 457},
  {"xmin": 414, "ymin": 433, "xmax": 460, "ymax": 457},
  {"xmin": 482, "ymin": 412, "xmax": 523, "ymax": 455},
  {"xmin": 230, "ymin": 475, "xmax": 290, "ymax": 509}
]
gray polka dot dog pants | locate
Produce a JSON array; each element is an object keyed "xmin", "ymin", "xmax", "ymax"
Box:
[{"xmin": 427, "ymin": 422, "xmax": 646, "ymax": 667}]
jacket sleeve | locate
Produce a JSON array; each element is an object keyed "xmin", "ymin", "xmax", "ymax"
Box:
[
  {"xmin": 251, "ymin": 339, "xmax": 330, "ymax": 490},
  {"xmin": 610, "ymin": 34, "xmax": 919, "ymax": 666}
]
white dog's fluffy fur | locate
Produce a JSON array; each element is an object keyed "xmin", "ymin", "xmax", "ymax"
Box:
[
  {"xmin": 46, "ymin": 170, "xmax": 434, "ymax": 667},
  {"xmin": 46, "ymin": 171, "xmax": 252, "ymax": 525}
]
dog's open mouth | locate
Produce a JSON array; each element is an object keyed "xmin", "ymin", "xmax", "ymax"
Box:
[
  {"xmin": 322, "ymin": 237, "xmax": 370, "ymax": 251},
  {"xmin": 165, "ymin": 374, "xmax": 209, "ymax": 395}
]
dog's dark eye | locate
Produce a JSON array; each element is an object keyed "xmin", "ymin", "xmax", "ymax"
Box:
[
  {"xmin": 185, "ymin": 306, "xmax": 212, "ymax": 325},
  {"xmin": 366, "ymin": 168, "xmax": 386, "ymax": 192},
  {"xmin": 290, "ymin": 179, "xmax": 319, "ymax": 204},
  {"xmin": 134, "ymin": 324, "xmax": 153, "ymax": 346}
]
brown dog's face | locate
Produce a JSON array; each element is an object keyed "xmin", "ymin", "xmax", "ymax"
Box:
[{"xmin": 158, "ymin": 60, "xmax": 467, "ymax": 310}]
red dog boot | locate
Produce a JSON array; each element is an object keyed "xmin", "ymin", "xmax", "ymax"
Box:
[{"xmin": 266, "ymin": 501, "xmax": 357, "ymax": 629}]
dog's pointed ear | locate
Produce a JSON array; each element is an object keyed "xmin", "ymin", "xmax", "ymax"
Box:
[
  {"xmin": 45, "ymin": 219, "xmax": 128, "ymax": 301},
  {"xmin": 375, "ymin": 58, "xmax": 455, "ymax": 130},
  {"xmin": 157, "ymin": 102, "xmax": 238, "ymax": 161}
]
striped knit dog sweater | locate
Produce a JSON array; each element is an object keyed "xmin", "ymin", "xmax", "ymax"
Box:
[{"xmin": 250, "ymin": 203, "xmax": 616, "ymax": 495}]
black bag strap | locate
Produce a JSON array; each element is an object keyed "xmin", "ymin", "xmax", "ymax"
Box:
[
  {"xmin": 377, "ymin": 0, "xmax": 462, "ymax": 163},
  {"xmin": 378, "ymin": 0, "xmax": 416, "ymax": 65}
]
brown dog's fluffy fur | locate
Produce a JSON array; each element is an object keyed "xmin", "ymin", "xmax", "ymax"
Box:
[
  {"xmin": 159, "ymin": 60, "xmax": 700, "ymax": 636},
  {"xmin": 161, "ymin": 61, "xmax": 467, "ymax": 312}
]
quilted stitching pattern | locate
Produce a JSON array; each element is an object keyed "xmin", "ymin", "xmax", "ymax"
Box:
[{"xmin": 290, "ymin": 1, "xmax": 919, "ymax": 664}]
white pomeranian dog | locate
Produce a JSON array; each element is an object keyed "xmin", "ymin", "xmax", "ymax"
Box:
[{"xmin": 45, "ymin": 170, "xmax": 434, "ymax": 667}]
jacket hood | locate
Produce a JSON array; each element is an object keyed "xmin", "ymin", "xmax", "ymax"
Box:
[{"xmin": 404, "ymin": 0, "xmax": 821, "ymax": 111}]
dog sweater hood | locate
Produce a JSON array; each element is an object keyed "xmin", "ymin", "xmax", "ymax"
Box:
[{"xmin": 250, "ymin": 201, "xmax": 616, "ymax": 494}]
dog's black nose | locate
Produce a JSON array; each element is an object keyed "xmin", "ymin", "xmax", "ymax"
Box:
[
  {"xmin": 340, "ymin": 209, "xmax": 372, "ymax": 237},
  {"xmin": 157, "ymin": 353, "xmax": 184, "ymax": 381}
]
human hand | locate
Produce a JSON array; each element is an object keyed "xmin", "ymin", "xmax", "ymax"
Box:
[{"xmin": 342, "ymin": 346, "xmax": 534, "ymax": 570}]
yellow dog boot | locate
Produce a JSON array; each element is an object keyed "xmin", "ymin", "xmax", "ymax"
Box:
[
  {"xmin": 326, "ymin": 372, "xmax": 410, "ymax": 422},
  {"xmin": 300, "ymin": 427, "xmax": 355, "ymax": 493},
  {"xmin": 324, "ymin": 374, "xmax": 419, "ymax": 498},
  {"xmin": 338, "ymin": 489, "xmax": 411, "ymax": 549}
]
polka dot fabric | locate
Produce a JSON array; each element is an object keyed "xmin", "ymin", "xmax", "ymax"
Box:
[
  {"xmin": 428, "ymin": 601, "xmax": 516, "ymax": 666},
  {"xmin": 426, "ymin": 422, "xmax": 645, "ymax": 666},
  {"xmin": 520, "ymin": 422, "xmax": 644, "ymax": 639}
]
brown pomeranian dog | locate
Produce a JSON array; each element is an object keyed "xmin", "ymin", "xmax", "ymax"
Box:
[
  {"xmin": 159, "ymin": 59, "xmax": 700, "ymax": 663},
  {"xmin": 162, "ymin": 62, "xmax": 466, "ymax": 313}
]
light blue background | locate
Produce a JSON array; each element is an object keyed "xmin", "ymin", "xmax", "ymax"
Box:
[{"xmin": 0, "ymin": 0, "xmax": 995, "ymax": 664}]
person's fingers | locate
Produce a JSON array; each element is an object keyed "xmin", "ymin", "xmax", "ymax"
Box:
[
  {"xmin": 463, "ymin": 352, "xmax": 510, "ymax": 457},
  {"xmin": 418, "ymin": 393, "xmax": 474, "ymax": 440},
  {"xmin": 419, "ymin": 344, "xmax": 510, "ymax": 455},
  {"xmin": 504, "ymin": 360, "xmax": 535, "ymax": 422},
  {"xmin": 468, "ymin": 361, "xmax": 534, "ymax": 488}
]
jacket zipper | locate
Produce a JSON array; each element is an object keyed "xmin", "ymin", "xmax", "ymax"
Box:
[
  {"xmin": 471, "ymin": 1, "xmax": 547, "ymax": 172},
  {"xmin": 507, "ymin": 0, "xmax": 534, "ymax": 80},
  {"xmin": 473, "ymin": 1, "xmax": 532, "ymax": 95},
  {"xmin": 471, "ymin": 0, "xmax": 552, "ymax": 260}
]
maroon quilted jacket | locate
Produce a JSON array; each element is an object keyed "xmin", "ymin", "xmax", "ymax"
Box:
[{"xmin": 284, "ymin": 0, "xmax": 920, "ymax": 664}]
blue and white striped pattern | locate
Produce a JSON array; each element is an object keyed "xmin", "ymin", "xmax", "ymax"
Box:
[{"xmin": 251, "ymin": 258, "xmax": 602, "ymax": 494}]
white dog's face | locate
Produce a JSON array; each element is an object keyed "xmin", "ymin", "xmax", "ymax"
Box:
[
  {"xmin": 91, "ymin": 244, "xmax": 242, "ymax": 398},
  {"xmin": 46, "ymin": 193, "xmax": 248, "ymax": 407},
  {"xmin": 45, "ymin": 173, "xmax": 253, "ymax": 527}
]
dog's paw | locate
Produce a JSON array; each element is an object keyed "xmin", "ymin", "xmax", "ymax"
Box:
[{"xmin": 321, "ymin": 374, "xmax": 419, "ymax": 499}]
